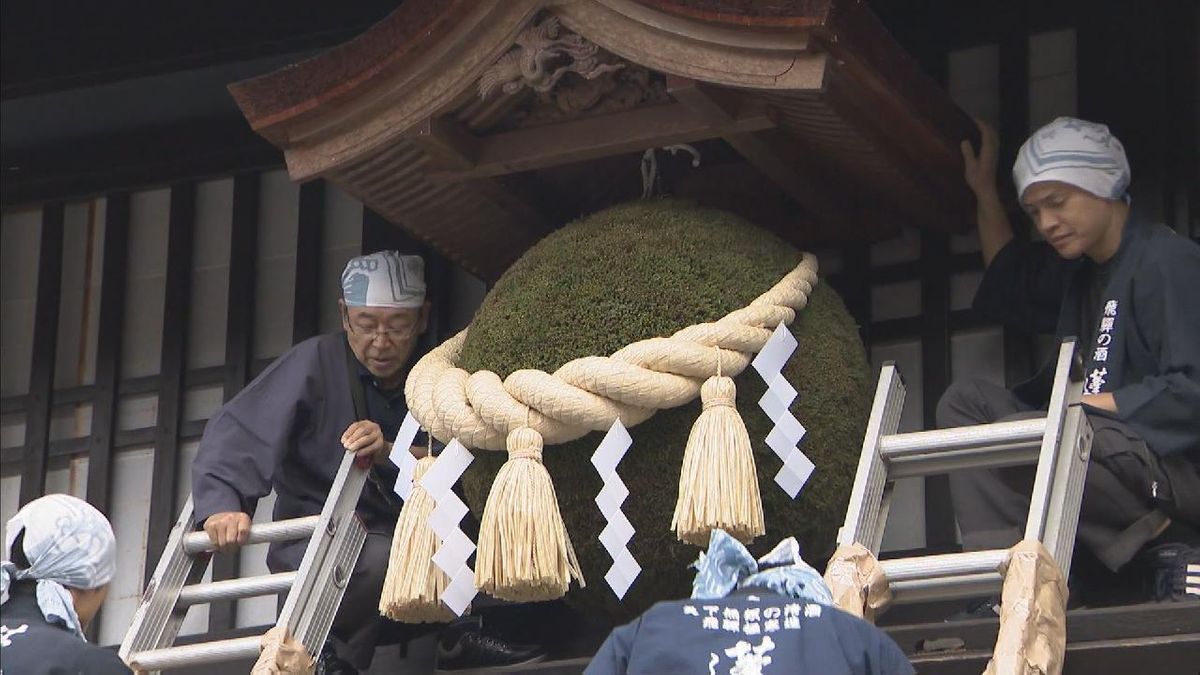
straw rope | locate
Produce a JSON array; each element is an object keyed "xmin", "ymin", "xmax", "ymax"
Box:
[{"xmin": 405, "ymin": 254, "xmax": 819, "ymax": 450}]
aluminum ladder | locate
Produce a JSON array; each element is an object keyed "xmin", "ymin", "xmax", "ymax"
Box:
[
  {"xmin": 838, "ymin": 338, "xmax": 1094, "ymax": 605},
  {"xmin": 119, "ymin": 452, "xmax": 368, "ymax": 673}
]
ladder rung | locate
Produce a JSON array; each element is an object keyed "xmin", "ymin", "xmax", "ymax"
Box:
[
  {"xmin": 886, "ymin": 443, "xmax": 1043, "ymax": 479},
  {"xmin": 177, "ymin": 572, "xmax": 296, "ymax": 607},
  {"xmin": 880, "ymin": 418, "xmax": 1045, "ymax": 457},
  {"xmin": 129, "ymin": 635, "xmax": 262, "ymax": 671},
  {"xmin": 880, "ymin": 548, "xmax": 1009, "ymax": 584},
  {"xmin": 889, "ymin": 572, "xmax": 1003, "ymax": 604},
  {"xmin": 182, "ymin": 516, "xmax": 321, "ymax": 554}
]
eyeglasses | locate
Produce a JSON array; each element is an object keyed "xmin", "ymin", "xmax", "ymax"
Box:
[
  {"xmin": 343, "ymin": 309, "xmax": 419, "ymax": 342},
  {"xmin": 347, "ymin": 324, "xmax": 419, "ymax": 342}
]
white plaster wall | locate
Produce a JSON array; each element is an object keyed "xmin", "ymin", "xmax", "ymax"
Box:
[
  {"xmin": 121, "ymin": 188, "xmax": 171, "ymax": 379},
  {"xmin": 1028, "ymin": 29, "xmax": 1078, "ymax": 130},
  {"xmin": 1, "ymin": 207, "xmax": 42, "ymax": 398},
  {"xmin": 96, "ymin": 446, "xmax": 154, "ymax": 646},
  {"xmin": 189, "ymin": 178, "xmax": 234, "ymax": 369}
]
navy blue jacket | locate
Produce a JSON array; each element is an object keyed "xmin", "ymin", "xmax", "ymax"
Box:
[
  {"xmin": 191, "ymin": 333, "xmax": 406, "ymax": 571},
  {"xmin": 973, "ymin": 214, "xmax": 1200, "ymax": 456},
  {"xmin": 0, "ymin": 582, "xmax": 131, "ymax": 675},
  {"xmin": 585, "ymin": 591, "xmax": 913, "ymax": 675}
]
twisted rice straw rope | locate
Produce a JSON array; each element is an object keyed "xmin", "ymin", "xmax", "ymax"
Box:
[{"xmin": 405, "ymin": 254, "xmax": 819, "ymax": 450}]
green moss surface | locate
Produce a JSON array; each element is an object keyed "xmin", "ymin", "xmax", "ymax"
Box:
[{"xmin": 458, "ymin": 200, "xmax": 871, "ymax": 620}]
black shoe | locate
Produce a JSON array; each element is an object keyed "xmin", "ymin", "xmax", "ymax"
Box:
[
  {"xmin": 944, "ymin": 596, "xmax": 1001, "ymax": 622},
  {"xmin": 1144, "ymin": 542, "xmax": 1200, "ymax": 602},
  {"xmin": 435, "ymin": 617, "xmax": 548, "ymax": 673},
  {"xmin": 316, "ymin": 641, "xmax": 359, "ymax": 675}
]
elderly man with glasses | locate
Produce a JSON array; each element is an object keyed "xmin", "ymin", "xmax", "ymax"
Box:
[{"xmin": 191, "ymin": 251, "xmax": 545, "ymax": 673}]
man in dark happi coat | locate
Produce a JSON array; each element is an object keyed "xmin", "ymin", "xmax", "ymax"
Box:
[
  {"xmin": 191, "ymin": 251, "xmax": 543, "ymax": 673},
  {"xmin": 942, "ymin": 117, "xmax": 1200, "ymax": 609},
  {"xmin": 586, "ymin": 530, "xmax": 913, "ymax": 675}
]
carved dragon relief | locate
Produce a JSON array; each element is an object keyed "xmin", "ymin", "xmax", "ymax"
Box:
[
  {"xmin": 478, "ymin": 15, "xmax": 623, "ymax": 101},
  {"xmin": 478, "ymin": 15, "xmax": 670, "ymax": 130}
]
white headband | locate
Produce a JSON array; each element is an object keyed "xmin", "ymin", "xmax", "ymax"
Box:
[
  {"xmin": 341, "ymin": 251, "xmax": 426, "ymax": 309},
  {"xmin": 1013, "ymin": 116, "xmax": 1130, "ymax": 200}
]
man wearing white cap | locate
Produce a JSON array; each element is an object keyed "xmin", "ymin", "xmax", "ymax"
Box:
[
  {"xmin": 191, "ymin": 251, "xmax": 544, "ymax": 673},
  {"xmin": 939, "ymin": 117, "xmax": 1200, "ymax": 611}
]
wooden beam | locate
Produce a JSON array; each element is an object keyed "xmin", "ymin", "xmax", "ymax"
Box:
[
  {"xmin": 86, "ymin": 193, "xmax": 130, "ymax": 517},
  {"xmin": 666, "ymin": 76, "xmax": 850, "ymax": 222},
  {"xmin": 405, "ymin": 117, "xmax": 552, "ymax": 234},
  {"xmin": 292, "ymin": 180, "xmax": 324, "ymax": 343},
  {"xmin": 429, "ymin": 102, "xmax": 774, "ymax": 182},
  {"xmin": 146, "ymin": 182, "xmax": 196, "ymax": 585},
  {"xmin": 20, "ymin": 203, "xmax": 64, "ymax": 505},
  {"xmin": 1, "ymin": 119, "xmax": 281, "ymax": 209},
  {"xmin": 405, "ymin": 116, "xmax": 480, "ymax": 171},
  {"xmin": 887, "ymin": 601, "xmax": 1200, "ymax": 657},
  {"xmin": 820, "ymin": 72, "xmax": 968, "ymax": 232}
]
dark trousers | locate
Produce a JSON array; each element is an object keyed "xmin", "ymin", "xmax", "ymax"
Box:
[{"xmin": 937, "ymin": 378, "xmax": 1200, "ymax": 572}]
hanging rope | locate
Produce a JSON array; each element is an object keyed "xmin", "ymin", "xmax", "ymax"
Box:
[
  {"xmin": 641, "ymin": 144, "xmax": 702, "ymax": 198},
  {"xmin": 405, "ymin": 254, "xmax": 819, "ymax": 450}
]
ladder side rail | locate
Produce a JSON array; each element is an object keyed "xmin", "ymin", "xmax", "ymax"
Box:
[
  {"xmin": 119, "ymin": 497, "xmax": 205, "ymax": 665},
  {"xmin": 276, "ymin": 451, "xmax": 369, "ymax": 656},
  {"xmin": 871, "ymin": 482, "xmax": 896, "ymax": 554},
  {"xmin": 293, "ymin": 517, "xmax": 367, "ymax": 653},
  {"xmin": 839, "ymin": 363, "xmax": 906, "ymax": 550},
  {"xmin": 1040, "ymin": 407, "xmax": 1094, "ymax": 580},
  {"xmin": 1023, "ymin": 339, "xmax": 1078, "ymax": 543}
]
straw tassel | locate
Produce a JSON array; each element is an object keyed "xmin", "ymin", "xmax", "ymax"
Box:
[
  {"xmin": 671, "ymin": 348, "xmax": 765, "ymax": 546},
  {"xmin": 475, "ymin": 423, "xmax": 585, "ymax": 601},
  {"xmin": 379, "ymin": 455, "xmax": 454, "ymax": 623}
]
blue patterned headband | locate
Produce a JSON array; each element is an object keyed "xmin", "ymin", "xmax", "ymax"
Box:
[{"xmin": 691, "ymin": 529, "xmax": 833, "ymax": 606}]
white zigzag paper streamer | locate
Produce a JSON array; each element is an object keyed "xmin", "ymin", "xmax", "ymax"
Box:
[
  {"xmin": 752, "ymin": 323, "xmax": 815, "ymax": 498},
  {"xmin": 418, "ymin": 439, "xmax": 477, "ymax": 616},
  {"xmin": 591, "ymin": 420, "xmax": 640, "ymax": 599},
  {"xmin": 388, "ymin": 412, "xmax": 422, "ymax": 500}
]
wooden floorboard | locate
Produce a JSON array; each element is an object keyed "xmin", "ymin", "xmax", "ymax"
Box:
[{"xmin": 889, "ymin": 601, "xmax": 1200, "ymax": 656}]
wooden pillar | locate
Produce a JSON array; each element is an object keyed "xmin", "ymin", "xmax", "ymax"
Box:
[
  {"xmin": 19, "ymin": 203, "xmax": 64, "ymax": 505},
  {"xmin": 145, "ymin": 182, "xmax": 196, "ymax": 584},
  {"xmin": 292, "ymin": 181, "xmax": 324, "ymax": 343},
  {"xmin": 86, "ymin": 193, "xmax": 131, "ymax": 517}
]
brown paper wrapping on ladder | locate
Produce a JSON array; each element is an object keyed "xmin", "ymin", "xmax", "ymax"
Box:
[
  {"xmin": 984, "ymin": 539, "xmax": 1067, "ymax": 675},
  {"xmin": 823, "ymin": 542, "xmax": 893, "ymax": 622},
  {"xmin": 251, "ymin": 626, "xmax": 315, "ymax": 675}
]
